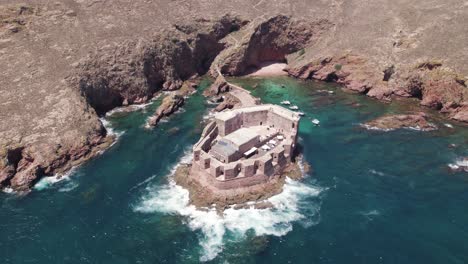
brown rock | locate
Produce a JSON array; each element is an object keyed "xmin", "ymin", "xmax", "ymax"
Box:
[
  {"xmin": 363, "ymin": 112, "xmax": 437, "ymax": 131},
  {"xmin": 211, "ymin": 15, "xmax": 332, "ymax": 76},
  {"xmin": 204, "ymin": 75, "xmax": 230, "ymax": 97},
  {"xmin": 214, "ymin": 94, "xmax": 240, "ymax": 112},
  {"xmin": 77, "ymin": 14, "xmax": 246, "ymax": 115},
  {"xmin": 148, "ymin": 94, "xmax": 185, "ymax": 127},
  {"xmin": 450, "ymin": 104, "xmax": 468, "ymax": 122}
]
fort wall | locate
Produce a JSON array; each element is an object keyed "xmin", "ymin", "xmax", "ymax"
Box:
[{"xmin": 191, "ymin": 104, "xmax": 300, "ymax": 189}]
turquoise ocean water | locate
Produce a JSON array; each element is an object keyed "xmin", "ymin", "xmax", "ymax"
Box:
[{"xmin": 1, "ymin": 77, "xmax": 467, "ymax": 263}]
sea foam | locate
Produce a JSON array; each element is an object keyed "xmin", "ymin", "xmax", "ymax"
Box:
[
  {"xmin": 448, "ymin": 158, "xmax": 468, "ymax": 172},
  {"xmin": 133, "ymin": 151, "xmax": 323, "ymax": 262},
  {"xmin": 105, "ymin": 101, "xmax": 154, "ymax": 117},
  {"xmin": 100, "ymin": 117, "xmax": 125, "ymax": 139},
  {"xmin": 34, "ymin": 168, "xmax": 79, "ymax": 192}
]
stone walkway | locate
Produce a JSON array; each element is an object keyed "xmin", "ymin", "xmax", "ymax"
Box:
[{"xmin": 215, "ymin": 66, "xmax": 260, "ymax": 107}]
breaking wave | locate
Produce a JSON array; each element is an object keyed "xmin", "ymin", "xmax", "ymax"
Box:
[
  {"xmin": 360, "ymin": 123, "xmax": 437, "ymax": 132},
  {"xmin": 448, "ymin": 157, "xmax": 468, "ymax": 172},
  {"xmin": 105, "ymin": 101, "xmax": 154, "ymax": 117},
  {"xmin": 100, "ymin": 117, "xmax": 125, "ymax": 139},
  {"xmin": 369, "ymin": 169, "xmax": 386, "ymax": 177},
  {"xmin": 133, "ymin": 152, "xmax": 323, "ymax": 262},
  {"xmin": 34, "ymin": 168, "xmax": 79, "ymax": 192},
  {"xmin": 1, "ymin": 187, "xmax": 14, "ymax": 194}
]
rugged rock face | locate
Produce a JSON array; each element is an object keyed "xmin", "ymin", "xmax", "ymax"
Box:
[
  {"xmin": 203, "ymin": 75, "xmax": 231, "ymax": 97},
  {"xmin": 363, "ymin": 112, "xmax": 437, "ymax": 131},
  {"xmin": 214, "ymin": 94, "xmax": 240, "ymax": 112},
  {"xmin": 2, "ymin": 0, "xmax": 468, "ymax": 192},
  {"xmin": 211, "ymin": 15, "xmax": 333, "ymax": 76},
  {"xmin": 287, "ymin": 54, "xmax": 468, "ymax": 122},
  {"xmin": 77, "ymin": 15, "xmax": 246, "ymax": 115},
  {"xmin": 287, "ymin": 54, "xmax": 387, "ymax": 96},
  {"xmin": 147, "ymin": 81, "xmax": 197, "ymax": 127},
  {"xmin": 0, "ymin": 122, "xmax": 112, "ymax": 192},
  {"xmin": 148, "ymin": 95, "xmax": 185, "ymax": 127}
]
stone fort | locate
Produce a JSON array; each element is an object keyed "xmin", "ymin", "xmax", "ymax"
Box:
[{"xmin": 191, "ymin": 104, "xmax": 300, "ymax": 190}]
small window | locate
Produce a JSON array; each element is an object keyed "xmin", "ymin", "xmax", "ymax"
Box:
[
  {"xmin": 292, "ymin": 123, "xmax": 295, "ymax": 128},
  {"xmin": 260, "ymin": 122, "xmax": 263, "ymax": 125}
]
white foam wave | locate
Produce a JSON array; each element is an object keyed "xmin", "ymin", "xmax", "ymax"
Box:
[
  {"xmin": 369, "ymin": 169, "xmax": 386, "ymax": 176},
  {"xmin": 134, "ymin": 160, "xmax": 322, "ymax": 261},
  {"xmin": 175, "ymin": 107, "xmax": 186, "ymax": 114},
  {"xmin": 360, "ymin": 123, "xmax": 437, "ymax": 132},
  {"xmin": 444, "ymin": 123, "xmax": 454, "ymax": 128},
  {"xmin": 2, "ymin": 187, "xmax": 14, "ymax": 194},
  {"xmin": 106, "ymin": 102, "xmax": 154, "ymax": 117},
  {"xmin": 360, "ymin": 124, "xmax": 393, "ymax": 132},
  {"xmin": 100, "ymin": 117, "xmax": 125, "ymax": 138},
  {"xmin": 360, "ymin": 209, "xmax": 381, "ymax": 220},
  {"xmin": 34, "ymin": 168, "xmax": 77, "ymax": 191},
  {"xmin": 448, "ymin": 158, "xmax": 468, "ymax": 172}
]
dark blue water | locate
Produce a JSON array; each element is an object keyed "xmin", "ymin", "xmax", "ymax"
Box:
[{"xmin": 1, "ymin": 77, "xmax": 467, "ymax": 263}]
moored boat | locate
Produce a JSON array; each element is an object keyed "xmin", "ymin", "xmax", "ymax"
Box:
[{"xmin": 289, "ymin": 105, "xmax": 299, "ymax": 110}]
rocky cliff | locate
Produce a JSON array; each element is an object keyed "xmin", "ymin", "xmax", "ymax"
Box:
[
  {"xmin": 1, "ymin": 0, "xmax": 468, "ymax": 192},
  {"xmin": 76, "ymin": 15, "xmax": 246, "ymax": 114}
]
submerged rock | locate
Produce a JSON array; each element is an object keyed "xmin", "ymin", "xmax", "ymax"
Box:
[{"xmin": 363, "ymin": 112, "xmax": 437, "ymax": 131}]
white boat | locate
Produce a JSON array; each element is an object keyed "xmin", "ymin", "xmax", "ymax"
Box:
[
  {"xmin": 298, "ymin": 112, "xmax": 305, "ymax": 116},
  {"xmin": 311, "ymin": 119, "xmax": 320, "ymax": 126},
  {"xmin": 281, "ymin": 100, "xmax": 291, "ymax": 105},
  {"xmin": 289, "ymin": 105, "xmax": 299, "ymax": 110}
]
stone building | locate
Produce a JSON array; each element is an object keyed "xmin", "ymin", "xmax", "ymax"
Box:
[{"xmin": 191, "ymin": 104, "xmax": 300, "ymax": 190}]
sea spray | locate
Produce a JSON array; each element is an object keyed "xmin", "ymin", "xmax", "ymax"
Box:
[
  {"xmin": 133, "ymin": 150, "xmax": 324, "ymax": 262},
  {"xmin": 105, "ymin": 101, "xmax": 154, "ymax": 117},
  {"xmin": 448, "ymin": 157, "xmax": 468, "ymax": 172},
  {"xmin": 34, "ymin": 168, "xmax": 79, "ymax": 192},
  {"xmin": 100, "ymin": 117, "xmax": 125, "ymax": 139},
  {"xmin": 134, "ymin": 178, "xmax": 323, "ymax": 261}
]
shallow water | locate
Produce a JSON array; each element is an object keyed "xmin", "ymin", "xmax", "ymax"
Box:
[{"xmin": 1, "ymin": 77, "xmax": 468, "ymax": 263}]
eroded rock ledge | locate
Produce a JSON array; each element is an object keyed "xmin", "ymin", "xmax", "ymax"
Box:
[
  {"xmin": 286, "ymin": 54, "xmax": 468, "ymax": 123},
  {"xmin": 362, "ymin": 112, "xmax": 437, "ymax": 131},
  {"xmin": 76, "ymin": 15, "xmax": 247, "ymax": 115}
]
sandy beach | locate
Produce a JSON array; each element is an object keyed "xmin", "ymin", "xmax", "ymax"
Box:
[{"xmin": 248, "ymin": 62, "xmax": 288, "ymax": 77}]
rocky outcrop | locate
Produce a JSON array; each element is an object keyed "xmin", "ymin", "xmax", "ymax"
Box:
[
  {"xmin": 147, "ymin": 81, "xmax": 197, "ymax": 127},
  {"xmin": 287, "ymin": 54, "xmax": 468, "ymax": 123},
  {"xmin": 147, "ymin": 94, "xmax": 185, "ymax": 127},
  {"xmin": 363, "ymin": 112, "xmax": 437, "ymax": 131},
  {"xmin": 287, "ymin": 54, "xmax": 387, "ymax": 96},
  {"xmin": 211, "ymin": 15, "xmax": 333, "ymax": 76},
  {"xmin": 214, "ymin": 93, "xmax": 240, "ymax": 112},
  {"xmin": 0, "ymin": 123, "xmax": 112, "ymax": 192},
  {"xmin": 203, "ymin": 75, "xmax": 230, "ymax": 97},
  {"xmin": 77, "ymin": 15, "xmax": 246, "ymax": 115}
]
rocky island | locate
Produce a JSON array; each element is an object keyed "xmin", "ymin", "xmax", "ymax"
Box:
[{"xmin": 175, "ymin": 103, "xmax": 304, "ymax": 210}]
